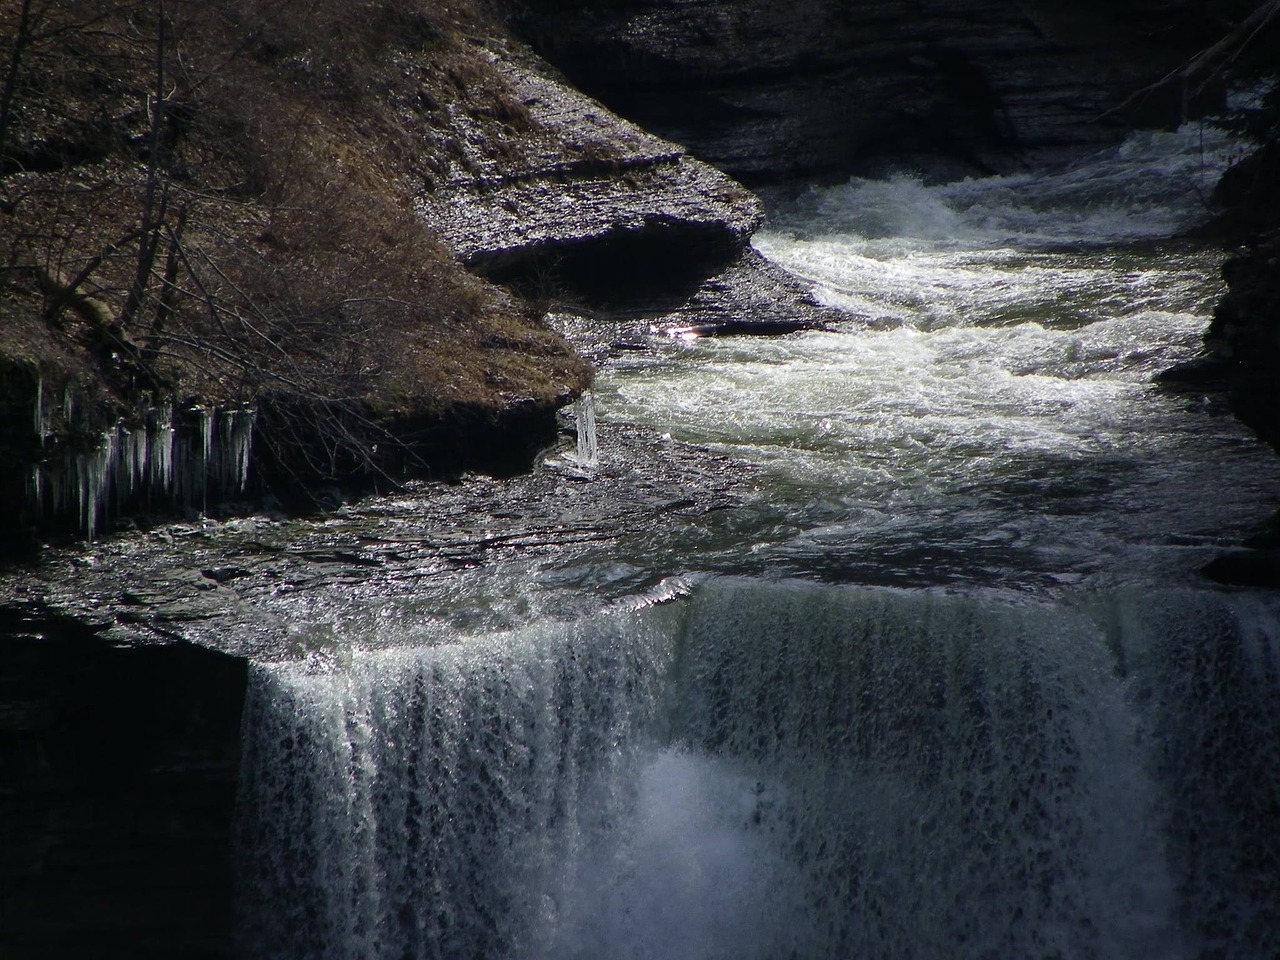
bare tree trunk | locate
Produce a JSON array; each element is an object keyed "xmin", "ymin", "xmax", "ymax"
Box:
[
  {"xmin": 0, "ymin": 0, "xmax": 38, "ymax": 168},
  {"xmin": 141, "ymin": 202, "xmax": 187, "ymax": 371},
  {"xmin": 119, "ymin": 0, "xmax": 170, "ymax": 331},
  {"xmin": 1180, "ymin": 0, "xmax": 1280, "ymax": 89}
]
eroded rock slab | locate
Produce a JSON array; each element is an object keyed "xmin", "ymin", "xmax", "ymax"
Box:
[
  {"xmin": 414, "ymin": 49, "xmax": 761, "ymax": 287},
  {"xmin": 0, "ymin": 417, "xmax": 760, "ymax": 660}
]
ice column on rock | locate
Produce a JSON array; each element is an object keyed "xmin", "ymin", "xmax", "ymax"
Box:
[
  {"xmin": 149, "ymin": 404, "xmax": 176, "ymax": 493},
  {"xmin": 574, "ymin": 390, "xmax": 599, "ymax": 466},
  {"xmin": 26, "ymin": 395, "xmax": 257, "ymax": 539},
  {"xmin": 218, "ymin": 407, "xmax": 255, "ymax": 492},
  {"xmin": 76, "ymin": 430, "xmax": 116, "ymax": 542}
]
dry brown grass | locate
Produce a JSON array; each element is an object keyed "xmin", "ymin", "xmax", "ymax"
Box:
[{"xmin": 1, "ymin": 0, "xmax": 591, "ymax": 480}]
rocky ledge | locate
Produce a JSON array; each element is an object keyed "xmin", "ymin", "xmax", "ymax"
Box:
[
  {"xmin": 0, "ymin": 6, "xmax": 805, "ymax": 553},
  {"xmin": 412, "ymin": 46, "xmax": 841, "ymax": 337},
  {"xmin": 1161, "ymin": 128, "xmax": 1280, "ymax": 585},
  {"xmin": 415, "ymin": 51, "xmax": 758, "ymax": 282}
]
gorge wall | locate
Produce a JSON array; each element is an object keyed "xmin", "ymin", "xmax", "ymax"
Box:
[
  {"xmin": 0, "ymin": 606, "xmax": 246, "ymax": 960},
  {"xmin": 513, "ymin": 0, "xmax": 1232, "ymax": 186}
]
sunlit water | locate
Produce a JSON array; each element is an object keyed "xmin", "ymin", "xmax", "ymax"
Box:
[
  {"xmin": 600, "ymin": 125, "xmax": 1279, "ymax": 590},
  {"xmin": 236, "ymin": 127, "xmax": 1280, "ymax": 960}
]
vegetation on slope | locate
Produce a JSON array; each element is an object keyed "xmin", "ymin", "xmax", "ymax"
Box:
[{"xmin": 0, "ymin": 0, "xmax": 591, "ymax": 507}]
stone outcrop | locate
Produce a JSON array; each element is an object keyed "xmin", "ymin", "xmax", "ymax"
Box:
[
  {"xmin": 1203, "ymin": 233, "xmax": 1280, "ymax": 452},
  {"xmin": 414, "ymin": 48, "xmax": 761, "ymax": 290},
  {"xmin": 0, "ymin": 403, "xmax": 760, "ymax": 653},
  {"xmin": 412, "ymin": 47, "xmax": 842, "ymax": 350},
  {"xmin": 514, "ymin": 0, "xmax": 1226, "ymax": 186},
  {"xmin": 1165, "ymin": 89, "xmax": 1280, "ymax": 464},
  {"xmin": 1176, "ymin": 217, "xmax": 1280, "ymax": 588}
]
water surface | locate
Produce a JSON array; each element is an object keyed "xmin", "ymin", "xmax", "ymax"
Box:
[{"xmin": 235, "ymin": 126, "xmax": 1280, "ymax": 960}]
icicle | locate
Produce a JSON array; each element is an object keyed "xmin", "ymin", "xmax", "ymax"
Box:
[
  {"xmin": 30, "ymin": 377, "xmax": 48, "ymax": 517},
  {"xmin": 23, "ymin": 398, "xmax": 257, "ymax": 539},
  {"xmin": 34, "ymin": 376, "xmax": 46, "ymax": 440},
  {"xmin": 30, "ymin": 463, "xmax": 43, "ymax": 517},
  {"xmin": 217, "ymin": 409, "xmax": 235, "ymax": 491},
  {"xmin": 221, "ymin": 407, "xmax": 255, "ymax": 492},
  {"xmin": 130, "ymin": 423, "xmax": 149, "ymax": 490},
  {"xmin": 115, "ymin": 423, "xmax": 150, "ymax": 508},
  {"xmin": 196, "ymin": 405, "xmax": 213, "ymax": 512},
  {"xmin": 115, "ymin": 426, "xmax": 132, "ymax": 508},
  {"xmin": 573, "ymin": 390, "xmax": 599, "ymax": 467},
  {"xmin": 150, "ymin": 404, "xmax": 175, "ymax": 495},
  {"xmin": 238, "ymin": 408, "xmax": 255, "ymax": 491},
  {"xmin": 46, "ymin": 461, "xmax": 65, "ymax": 521},
  {"xmin": 78, "ymin": 430, "xmax": 118, "ymax": 542},
  {"xmin": 200, "ymin": 406, "xmax": 214, "ymax": 466}
]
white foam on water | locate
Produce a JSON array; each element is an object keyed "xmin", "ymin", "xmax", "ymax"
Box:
[
  {"xmin": 762, "ymin": 124, "xmax": 1239, "ymax": 253},
  {"xmin": 596, "ymin": 124, "xmax": 1280, "ymax": 587}
]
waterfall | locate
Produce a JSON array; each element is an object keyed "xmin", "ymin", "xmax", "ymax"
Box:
[
  {"xmin": 235, "ymin": 607, "xmax": 680, "ymax": 960},
  {"xmin": 231, "ymin": 124, "xmax": 1280, "ymax": 959},
  {"xmin": 233, "ymin": 580, "xmax": 1280, "ymax": 960}
]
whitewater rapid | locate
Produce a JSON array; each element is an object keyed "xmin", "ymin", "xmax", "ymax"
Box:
[
  {"xmin": 234, "ymin": 125, "xmax": 1280, "ymax": 960},
  {"xmin": 599, "ymin": 124, "xmax": 1279, "ymax": 590}
]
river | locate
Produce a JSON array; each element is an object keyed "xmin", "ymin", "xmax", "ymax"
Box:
[{"xmin": 233, "ymin": 126, "xmax": 1280, "ymax": 959}]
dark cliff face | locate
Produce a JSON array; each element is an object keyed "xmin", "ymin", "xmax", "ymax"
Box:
[
  {"xmin": 0, "ymin": 607, "xmax": 247, "ymax": 960},
  {"xmin": 1203, "ymin": 217, "xmax": 1280, "ymax": 453},
  {"xmin": 1181, "ymin": 77, "xmax": 1280, "ymax": 464},
  {"xmin": 514, "ymin": 0, "xmax": 1228, "ymax": 186}
]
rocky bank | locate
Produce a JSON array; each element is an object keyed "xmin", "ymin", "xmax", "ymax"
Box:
[{"xmin": 0, "ymin": 0, "xmax": 852, "ymax": 555}]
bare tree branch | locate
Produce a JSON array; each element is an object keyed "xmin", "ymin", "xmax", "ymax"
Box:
[{"xmin": 1104, "ymin": 0, "xmax": 1280, "ymax": 120}]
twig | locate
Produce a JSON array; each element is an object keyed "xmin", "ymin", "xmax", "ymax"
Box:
[{"xmin": 1102, "ymin": 0, "xmax": 1280, "ymax": 121}]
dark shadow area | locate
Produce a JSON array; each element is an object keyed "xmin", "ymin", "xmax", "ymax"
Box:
[{"xmin": 0, "ymin": 605, "xmax": 247, "ymax": 960}]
